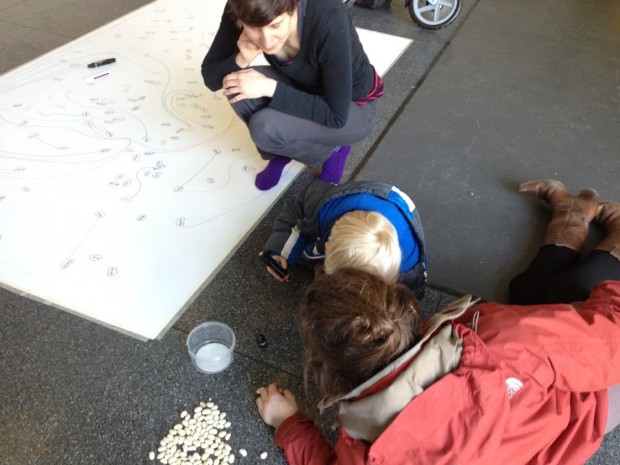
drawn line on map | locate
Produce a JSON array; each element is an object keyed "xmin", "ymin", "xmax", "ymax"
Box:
[
  {"xmin": 60, "ymin": 211, "xmax": 105, "ymax": 270},
  {"xmin": 117, "ymin": 161, "xmax": 167, "ymax": 201},
  {"xmin": 175, "ymin": 166, "xmax": 294, "ymax": 228}
]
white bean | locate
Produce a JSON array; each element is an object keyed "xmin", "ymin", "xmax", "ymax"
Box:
[
  {"xmin": 260, "ymin": 451, "xmax": 268, "ymax": 460},
  {"xmin": 153, "ymin": 401, "xmax": 236, "ymax": 465},
  {"xmin": 238, "ymin": 449, "xmax": 247, "ymax": 457}
]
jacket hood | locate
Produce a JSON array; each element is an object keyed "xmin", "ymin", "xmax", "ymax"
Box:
[{"xmin": 320, "ymin": 294, "xmax": 477, "ymax": 442}]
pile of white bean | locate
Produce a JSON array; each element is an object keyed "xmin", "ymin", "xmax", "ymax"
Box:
[{"xmin": 149, "ymin": 400, "xmax": 268, "ymax": 465}]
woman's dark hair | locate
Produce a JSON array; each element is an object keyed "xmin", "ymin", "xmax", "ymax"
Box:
[
  {"xmin": 228, "ymin": 0, "xmax": 299, "ymax": 27},
  {"xmin": 300, "ymin": 268, "xmax": 421, "ymax": 399}
]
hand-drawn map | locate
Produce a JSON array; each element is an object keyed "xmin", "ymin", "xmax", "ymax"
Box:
[{"xmin": 0, "ymin": 0, "xmax": 412, "ymax": 339}]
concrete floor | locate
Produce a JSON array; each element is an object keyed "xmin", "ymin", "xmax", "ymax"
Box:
[
  {"xmin": 357, "ymin": 0, "xmax": 620, "ymax": 303},
  {"xmin": 0, "ymin": 0, "xmax": 618, "ymax": 464}
]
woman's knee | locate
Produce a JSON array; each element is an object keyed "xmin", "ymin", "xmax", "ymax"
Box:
[
  {"xmin": 248, "ymin": 112, "xmax": 289, "ymax": 152},
  {"xmin": 230, "ymin": 96, "xmax": 271, "ymax": 123}
]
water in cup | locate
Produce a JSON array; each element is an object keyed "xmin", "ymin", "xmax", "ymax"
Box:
[
  {"xmin": 187, "ymin": 321, "xmax": 235, "ymax": 374},
  {"xmin": 194, "ymin": 342, "xmax": 232, "ymax": 373}
]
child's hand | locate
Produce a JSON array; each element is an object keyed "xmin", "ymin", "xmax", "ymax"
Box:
[
  {"xmin": 259, "ymin": 252, "xmax": 290, "ymax": 282},
  {"xmin": 256, "ymin": 383, "xmax": 299, "ymax": 429}
]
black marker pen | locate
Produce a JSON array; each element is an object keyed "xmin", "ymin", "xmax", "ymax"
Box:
[{"xmin": 87, "ymin": 58, "xmax": 116, "ymax": 68}]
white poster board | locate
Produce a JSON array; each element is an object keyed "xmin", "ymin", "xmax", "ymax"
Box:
[{"xmin": 0, "ymin": 0, "xmax": 412, "ymax": 339}]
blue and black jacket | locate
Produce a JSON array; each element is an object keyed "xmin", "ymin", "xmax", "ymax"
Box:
[{"xmin": 264, "ymin": 179, "xmax": 427, "ymax": 298}]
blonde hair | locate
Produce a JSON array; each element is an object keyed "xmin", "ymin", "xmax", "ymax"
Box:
[{"xmin": 324, "ymin": 211, "xmax": 401, "ymax": 283}]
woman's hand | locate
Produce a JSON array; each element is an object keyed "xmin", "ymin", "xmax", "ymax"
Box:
[
  {"xmin": 223, "ymin": 68, "xmax": 277, "ymax": 103},
  {"xmin": 235, "ymin": 29, "xmax": 262, "ymax": 68},
  {"xmin": 256, "ymin": 383, "xmax": 299, "ymax": 429}
]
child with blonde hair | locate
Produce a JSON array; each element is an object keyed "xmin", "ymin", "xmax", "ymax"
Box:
[
  {"xmin": 324, "ymin": 211, "xmax": 402, "ymax": 283},
  {"xmin": 261, "ymin": 178, "xmax": 426, "ymax": 298}
]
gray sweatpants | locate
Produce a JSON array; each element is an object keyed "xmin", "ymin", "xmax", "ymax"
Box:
[{"xmin": 229, "ymin": 66, "xmax": 378, "ymax": 168}]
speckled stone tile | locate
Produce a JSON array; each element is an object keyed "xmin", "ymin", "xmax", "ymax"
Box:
[{"xmin": 0, "ymin": 290, "xmax": 337, "ymax": 465}]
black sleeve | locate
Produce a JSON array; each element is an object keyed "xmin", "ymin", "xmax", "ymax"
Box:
[
  {"xmin": 201, "ymin": 7, "xmax": 243, "ymax": 92},
  {"xmin": 269, "ymin": 14, "xmax": 353, "ymax": 128}
]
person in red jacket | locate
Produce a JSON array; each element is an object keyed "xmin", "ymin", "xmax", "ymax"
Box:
[{"xmin": 255, "ymin": 179, "xmax": 620, "ymax": 465}]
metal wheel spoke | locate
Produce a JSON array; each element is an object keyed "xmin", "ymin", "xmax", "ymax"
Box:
[
  {"xmin": 438, "ymin": 0, "xmax": 454, "ymax": 7},
  {"xmin": 418, "ymin": 4, "xmax": 436, "ymax": 13},
  {"xmin": 434, "ymin": 6, "xmax": 441, "ymax": 21}
]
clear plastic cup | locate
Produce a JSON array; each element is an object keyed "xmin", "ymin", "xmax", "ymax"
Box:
[{"xmin": 187, "ymin": 322, "xmax": 236, "ymax": 374}]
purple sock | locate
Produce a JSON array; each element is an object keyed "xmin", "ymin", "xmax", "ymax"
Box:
[
  {"xmin": 255, "ymin": 156, "xmax": 290, "ymax": 191},
  {"xmin": 318, "ymin": 145, "xmax": 351, "ymax": 184}
]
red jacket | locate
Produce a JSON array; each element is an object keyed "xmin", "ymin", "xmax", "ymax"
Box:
[{"xmin": 275, "ymin": 280, "xmax": 620, "ymax": 465}]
